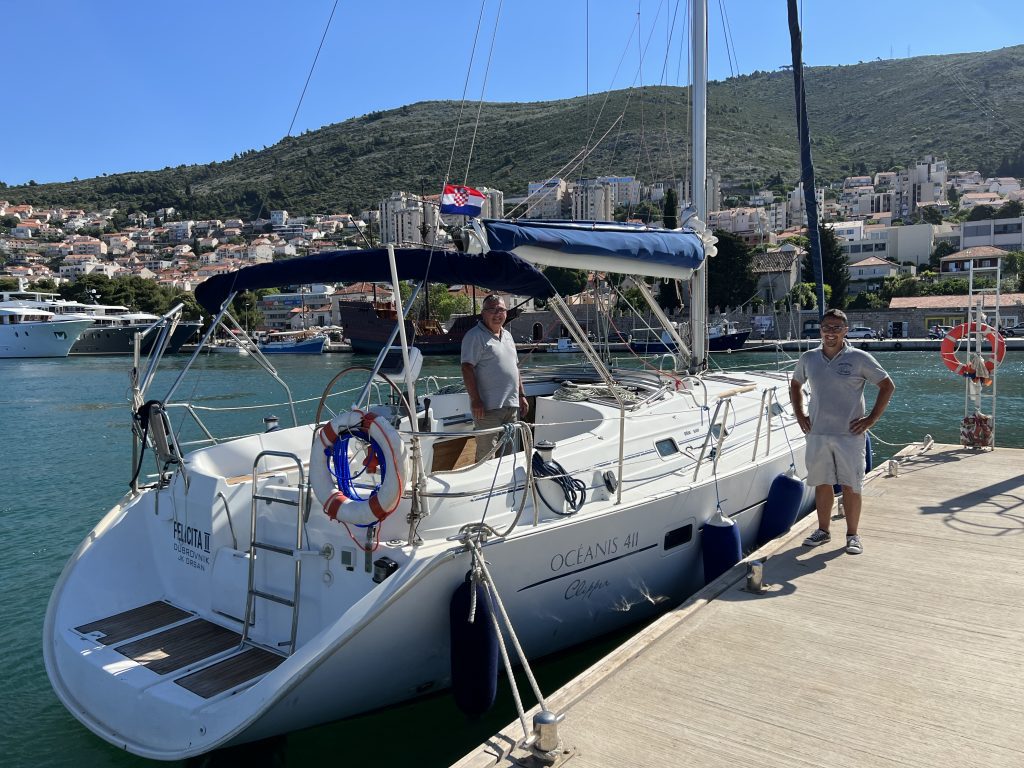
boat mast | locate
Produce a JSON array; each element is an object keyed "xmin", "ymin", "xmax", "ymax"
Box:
[{"xmin": 688, "ymin": 0, "xmax": 708, "ymax": 371}]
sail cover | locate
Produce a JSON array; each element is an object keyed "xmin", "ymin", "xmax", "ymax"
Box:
[
  {"xmin": 195, "ymin": 247, "xmax": 555, "ymax": 312},
  {"xmin": 482, "ymin": 220, "xmax": 706, "ymax": 280}
]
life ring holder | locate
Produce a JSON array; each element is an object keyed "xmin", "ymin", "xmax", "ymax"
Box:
[
  {"xmin": 893, "ymin": 341, "xmax": 903, "ymax": 350},
  {"xmin": 939, "ymin": 322, "xmax": 1006, "ymax": 381},
  {"xmin": 310, "ymin": 366, "xmax": 412, "ymax": 528}
]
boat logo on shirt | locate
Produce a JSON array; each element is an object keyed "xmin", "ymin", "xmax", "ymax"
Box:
[{"xmin": 835, "ymin": 362, "xmax": 854, "ymax": 377}]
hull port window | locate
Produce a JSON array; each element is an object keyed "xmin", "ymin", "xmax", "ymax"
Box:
[
  {"xmin": 664, "ymin": 524, "xmax": 693, "ymax": 551},
  {"xmin": 655, "ymin": 438, "xmax": 679, "ymax": 458}
]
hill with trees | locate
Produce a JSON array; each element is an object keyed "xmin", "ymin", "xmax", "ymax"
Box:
[{"xmin": 4, "ymin": 46, "xmax": 1024, "ymax": 219}]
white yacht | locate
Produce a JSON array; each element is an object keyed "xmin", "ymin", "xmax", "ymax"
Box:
[{"xmin": 0, "ymin": 306, "xmax": 95, "ymax": 358}]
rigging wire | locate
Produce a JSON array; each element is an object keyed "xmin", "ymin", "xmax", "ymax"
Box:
[
  {"xmin": 463, "ymin": 0, "xmax": 505, "ymax": 185},
  {"xmin": 286, "ymin": 0, "xmax": 341, "ymax": 138}
]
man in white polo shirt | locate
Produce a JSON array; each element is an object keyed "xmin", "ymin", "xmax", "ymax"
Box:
[
  {"xmin": 790, "ymin": 308, "xmax": 895, "ymax": 555},
  {"xmin": 460, "ymin": 294, "xmax": 529, "ymax": 461}
]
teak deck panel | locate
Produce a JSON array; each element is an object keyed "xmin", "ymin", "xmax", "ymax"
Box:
[
  {"xmin": 174, "ymin": 646, "xmax": 285, "ymax": 699},
  {"xmin": 453, "ymin": 444, "xmax": 1024, "ymax": 768},
  {"xmin": 115, "ymin": 618, "xmax": 240, "ymax": 675},
  {"xmin": 75, "ymin": 601, "xmax": 192, "ymax": 646}
]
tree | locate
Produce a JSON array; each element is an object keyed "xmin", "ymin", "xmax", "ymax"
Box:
[
  {"xmin": 920, "ymin": 206, "xmax": 943, "ymax": 225},
  {"xmin": 707, "ymin": 230, "xmax": 756, "ymax": 311},
  {"xmin": 995, "ymin": 200, "xmax": 1023, "ymax": 220},
  {"xmin": 802, "ymin": 227, "xmax": 850, "ymax": 308},
  {"xmin": 929, "ymin": 240, "xmax": 957, "ymax": 270},
  {"xmin": 662, "ymin": 188, "xmax": 678, "ymax": 229},
  {"xmin": 543, "ymin": 267, "xmax": 588, "ymax": 298},
  {"xmin": 966, "ymin": 205, "xmax": 995, "ymax": 222}
]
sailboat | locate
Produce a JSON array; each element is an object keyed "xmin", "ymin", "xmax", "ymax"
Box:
[{"xmin": 43, "ymin": 4, "xmax": 812, "ymax": 760}]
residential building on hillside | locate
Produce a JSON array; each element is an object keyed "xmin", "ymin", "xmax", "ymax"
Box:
[
  {"xmin": 708, "ymin": 207, "xmax": 770, "ymax": 247},
  {"xmin": 960, "ymin": 215, "xmax": 1024, "ymax": 252},
  {"xmin": 525, "ymin": 178, "xmax": 567, "ymax": 219},
  {"xmin": 848, "ymin": 255, "xmax": 901, "ymax": 294},
  {"xmin": 751, "ymin": 243, "xmax": 803, "ymax": 304},
  {"xmin": 596, "ymin": 176, "xmax": 641, "ymax": 207},
  {"xmin": 571, "ymin": 179, "xmax": 613, "ymax": 221},
  {"xmin": 381, "ymin": 191, "xmax": 441, "ymax": 245},
  {"xmin": 894, "ymin": 155, "xmax": 947, "ymax": 218},
  {"xmin": 939, "ymin": 246, "xmax": 1007, "ymax": 275}
]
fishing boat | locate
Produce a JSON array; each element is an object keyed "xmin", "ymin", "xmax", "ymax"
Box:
[
  {"xmin": 0, "ymin": 306, "xmax": 94, "ymax": 358},
  {"xmin": 44, "ymin": 3, "xmax": 812, "ymax": 759},
  {"xmin": 256, "ymin": 330, "xmax": 328, "ymax": 355}
]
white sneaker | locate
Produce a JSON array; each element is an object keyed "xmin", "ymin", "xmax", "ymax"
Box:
[{"xmin": 846, "ymin": 534, "xmax": 863, "ymax": 555}]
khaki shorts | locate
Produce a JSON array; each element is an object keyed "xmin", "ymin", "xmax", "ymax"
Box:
[
  {"xmin": 474, "ymin": 406, "xmax": 520, "ymax": 461},
  {"xmin": 805, "ymin": 433, "xmax": 867, "ymax": 493}
]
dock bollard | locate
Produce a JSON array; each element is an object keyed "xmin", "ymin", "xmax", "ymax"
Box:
[
  {"xmin": 530, "ymin": 710, "xmax": 564, "ymax": 764},
  {"xmin": 746, "ymin": 560, "xmax": 767, "ymax": 593}
]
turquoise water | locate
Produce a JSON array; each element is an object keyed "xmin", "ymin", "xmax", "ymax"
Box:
[{"xmin": 2, "ymin": 350, "xmax": 1022, "ymax": 766}]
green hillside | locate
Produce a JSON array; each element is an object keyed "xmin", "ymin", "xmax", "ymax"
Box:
[{"xmin": 5, "ymin": 46, "xmax": 1024, "ymax": 219}]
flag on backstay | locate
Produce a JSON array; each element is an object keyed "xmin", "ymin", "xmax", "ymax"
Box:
[{"xmin": 440, "ymin": 184, "xmax": 485, "ymax": 216}]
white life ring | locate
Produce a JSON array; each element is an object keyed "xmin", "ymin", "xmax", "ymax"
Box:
[{"xmin": 310, "ymin": 408, "xmax": 408, "ymax": 526}]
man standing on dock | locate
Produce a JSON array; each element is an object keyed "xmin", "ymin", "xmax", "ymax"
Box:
[
  {"xmin": 790, "ymin": 308, "xmax": 895, "ymax": 554},
  {"xmin": 461, "ymin": 294, "xmax": 529, "ymax": 461}
]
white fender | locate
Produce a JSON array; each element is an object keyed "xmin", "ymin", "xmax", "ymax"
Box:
[{"xmin": 310, "ymin": 408, "xmax": 409, "ymax": 526}]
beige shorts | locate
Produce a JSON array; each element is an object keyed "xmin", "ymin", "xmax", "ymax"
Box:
[{"xmin": 805, "ymin": 433, "xmax": 867, "ymax": 493}]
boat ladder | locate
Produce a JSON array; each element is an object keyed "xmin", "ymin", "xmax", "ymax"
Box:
[{"xmin": 241, "ymin": 450, "xmax": 310, "ymax": 656}]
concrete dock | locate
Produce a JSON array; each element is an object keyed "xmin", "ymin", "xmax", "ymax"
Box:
[{"xmin": 453, "ymin": 443, "xmax": 1024, "ymax": 768}]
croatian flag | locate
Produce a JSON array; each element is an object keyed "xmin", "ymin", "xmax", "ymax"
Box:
[{"xmin": 440, "ymin": 184, "xmax": 486, "ymax": 216}]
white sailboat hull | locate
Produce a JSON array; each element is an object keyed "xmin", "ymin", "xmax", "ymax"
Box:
[{"xmin": 44, "ymin": 369, "xmax": 810, "ymax": 758}]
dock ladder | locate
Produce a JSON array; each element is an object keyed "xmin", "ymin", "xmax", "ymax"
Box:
[{"xmin": 241, "ymin": 450, "xmax": 310, "ymax": 655}]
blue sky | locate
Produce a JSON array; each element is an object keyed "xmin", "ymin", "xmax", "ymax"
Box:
[{"xmin": 2, "ymin": 1, "xmax": 1020, "ymax": 186}]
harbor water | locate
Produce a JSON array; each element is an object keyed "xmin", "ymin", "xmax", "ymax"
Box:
[{"xmin": 2, "ymin": 350, "xmax": 1022, "ymax": 767}]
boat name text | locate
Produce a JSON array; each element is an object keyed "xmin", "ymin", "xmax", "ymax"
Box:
[
  {"xmin": 549, "ymin": 529, "xmax": 640, "ymax": 572},
  {"xmin": 172, "ymin": 522, "xmax": 211, "ymax": 571}
]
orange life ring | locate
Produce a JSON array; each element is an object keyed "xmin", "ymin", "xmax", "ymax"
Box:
[
  {"xmin": 939, "ymin": 323, "xmax": 1006, "ymax": 380},
  {"xmin": 310, "ymin": 408, "xmax": 408, "ymax": 526}
]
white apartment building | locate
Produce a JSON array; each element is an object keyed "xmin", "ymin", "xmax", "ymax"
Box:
[
  {"xmin": 571, "ymin": 179, "xmax": 613, "ymax": 221},
  {"xmin": 894, "ymin": 155, "xmax": 947, "ymax": 218},
  {"xmin": 707, "ymin": 207, "xmax": 770, "ymax": 246},
  {"xmin": 525, "ymin": 178, "xmax": 567, "ymax": 219},
  {"xmin": 787, "ymin": 183, "xmax": 825, "ymax": 228},
  {"xmin": 961, "ymin": 215, "xmax": 1024, "ymax": 252},
  {"xmin": 381, "ymin": 191, "xmax": 442, "ymax": 246},
  {"xmin": 596, "ymin": 176, "xmax": 641, "ymax": 207},
  {"xmin": 270, "ymin": 210, "xmax": 288, "ymax": 228}
]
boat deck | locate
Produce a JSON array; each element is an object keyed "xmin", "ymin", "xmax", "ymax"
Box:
[
  {"xmin": 453, "ymin": 443, "xmax": 1024, "ymax": 768},
  {"xmin": 73, "ymin": 600, "xmax": 285, "ymax": 701}
]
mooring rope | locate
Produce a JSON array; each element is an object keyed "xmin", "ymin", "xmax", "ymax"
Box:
[{"xmin": 467, "ymin": 537, "xmax": 549, "ymax": 740}]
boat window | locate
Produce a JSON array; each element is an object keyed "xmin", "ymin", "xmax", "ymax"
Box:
[
  {"xmin": 664, "ymin": 524, "xmax": 693, "ymax": 551},
  {"xmin": 655, "ymin": 438, "xmax": 679, "ymax": 458}
]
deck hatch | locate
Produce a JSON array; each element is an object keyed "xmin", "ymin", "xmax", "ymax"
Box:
[
  {"xmin": 174, "ymin": 647, "xmax": 285, "ymax": 699},
  {"xmin": 74, "ymin": 601, "xmax": 192, "ymax": 646},
  {"xmin": 114, "ymin": 618, "xmax": 240, "ymax": 675}
]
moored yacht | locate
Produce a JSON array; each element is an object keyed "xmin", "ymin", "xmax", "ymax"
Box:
[{"xmin": 0, "ymin": 306, "xmax": 94, "ymax": 358}]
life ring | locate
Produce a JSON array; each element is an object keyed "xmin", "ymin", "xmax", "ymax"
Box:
[
  {"xmin": 939, "ymin": 322, "xmax": 1006, "ymax": 381},
  {"xmin": 310, "ymin": 408, "xmax": 408, "ymax": 526}
]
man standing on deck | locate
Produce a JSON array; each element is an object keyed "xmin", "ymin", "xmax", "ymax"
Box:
[
  {"xmin": 790, "ymin": 308, "xmax": 895, "ymax": 555},
  {"xmin": 461, "ymin": 294, "xmax": 529, "ymax": 461}
]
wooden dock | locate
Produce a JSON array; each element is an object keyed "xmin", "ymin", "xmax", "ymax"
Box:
[{"xmin": 453, "ymin": 443, "xmax": 1024, "ymax": 768}]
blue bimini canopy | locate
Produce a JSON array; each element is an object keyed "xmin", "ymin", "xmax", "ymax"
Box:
[
  {"xmin": 195, "ymin": 247, "xmax": 555, "ymax": 313},
  {"xmin": 482, "ymin": 219, "xmax": 707, "ymax": 280}
]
